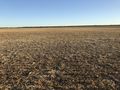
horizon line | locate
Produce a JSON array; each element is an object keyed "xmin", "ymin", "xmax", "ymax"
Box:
[{"xmin": 0, "ymin": 24, "xmax": 120, "ymax": 28}]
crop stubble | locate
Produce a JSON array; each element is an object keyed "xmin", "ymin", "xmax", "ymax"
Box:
[{"xmin": 0, "ymin": 27, "xmax": 120, "ymax": 90}]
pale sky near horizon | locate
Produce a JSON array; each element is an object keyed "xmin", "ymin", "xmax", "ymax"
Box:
[{"xmin": 0, "ymin": 0, "xmax": 120, "ymax": 27}]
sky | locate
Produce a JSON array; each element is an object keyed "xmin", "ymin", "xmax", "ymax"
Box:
[{"xmin": 0, "ymin": 0, "xmax": 120, "ymax": 27}]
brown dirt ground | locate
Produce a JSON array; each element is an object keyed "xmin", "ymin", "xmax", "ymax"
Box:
[{"xmin": 0, "ymin": 27, "xmax": 120, "ymax": 90}]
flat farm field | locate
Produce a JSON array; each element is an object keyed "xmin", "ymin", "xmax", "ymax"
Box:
[{"xmin": 0, "ymin": 27, "xmax": 120, "ymax": 90}]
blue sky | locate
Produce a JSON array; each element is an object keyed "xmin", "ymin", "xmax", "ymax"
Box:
[{"xmin": 0, "ymin": 0, "xmax": 120, "ymax": 27}]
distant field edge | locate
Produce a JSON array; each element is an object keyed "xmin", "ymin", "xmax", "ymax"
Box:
[{"xmin": 0, "ymin": 25, "xmax": 120, "ymax": 29}]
